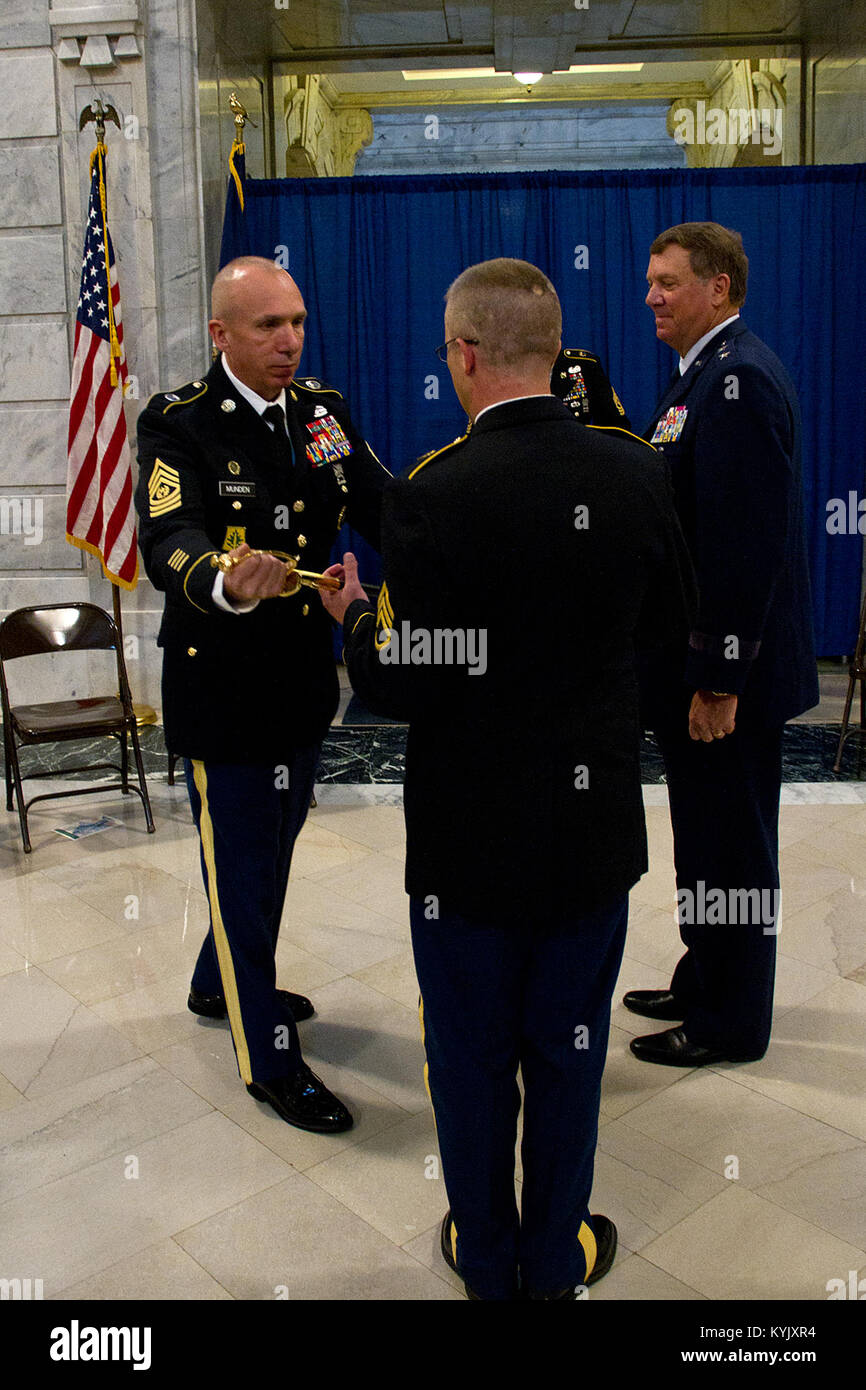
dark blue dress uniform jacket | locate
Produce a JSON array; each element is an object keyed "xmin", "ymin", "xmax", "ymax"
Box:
[
  {"xmin": 341, "ymin": 396, "xmax": 697, "ymax": 923},
  {"xmin": 641, "ymin": 319, "xmax": 818, "ymax": 725},
  {"xmin": 135, "ymin": 356, "xmax": 389, "ymax": 762}
]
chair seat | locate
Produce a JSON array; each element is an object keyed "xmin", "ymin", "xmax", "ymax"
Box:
[{"xmin": 11, "ymin": 695, "xmax": 126, "ymax": 740}]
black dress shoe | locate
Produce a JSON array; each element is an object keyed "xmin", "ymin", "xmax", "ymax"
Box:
[
  {"xmin": 630, "ymin": 1026, "xmax": 734, "ymax": 1067},
  {"xmin": 522, "ymin": 1214, "xmax": 618, "ymax": 1298},
  {"xmin": 246, "ymin": 1066, "xmax": 353, "ymax": 1133},
  {"xmin": 187, "ymin": 986, "xmax": 315, "ymax": 1023},
  {"xmin": 622, "ymin": 989, "xmax": 684, "ymax": 1021}
]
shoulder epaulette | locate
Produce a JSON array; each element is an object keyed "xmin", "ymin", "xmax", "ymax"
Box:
[
  {"xmin": 291, "ymin": 377, "xmax": 343, "ymax": 398},
  {"xmin": 562, "ymin": 348, "xmax": 601, "ymax": 364},
  {"xmin": 408, "ymin": 431, "xmax": 470, "ymax": 480},
  {"xmin": 147, "ymin": 379, "xmax": 208, "ymax": 414},
  {"xmin": 587, "ymin": 424, "xmax": 657, "ymax": 452}
]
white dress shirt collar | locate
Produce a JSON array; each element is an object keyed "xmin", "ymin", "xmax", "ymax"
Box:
[
  {"xmin": 474, "ymin": 393, "xmax": 555, "ymax": 424},
  {"xmin": 221, "ymin": 354, "xmax": 287, "ymax": 417}
]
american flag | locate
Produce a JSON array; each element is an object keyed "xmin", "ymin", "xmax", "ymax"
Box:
[{"xmin": 66, "ymin": 147, "xmax": 138, "ymax": 589}]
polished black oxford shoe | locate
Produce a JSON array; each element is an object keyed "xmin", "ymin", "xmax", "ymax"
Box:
[
  {"xmin": 187, "ymin": 985, "xmax": 315, "ymax": 1023},
  {"xmin": 630, "ymin": 1026, "xmax": 741, "ymax": 1067},
  {"xmin": 622, "ymin": 989, "xmax": 684, "ymax": 1021},
  {"xmin": 246, "ymin": 1066, "xmax": 353, "ymax": 1133},
  {"xmin": 522, "ymin": 1214, "xmax": 618, "ymax": 1299}
]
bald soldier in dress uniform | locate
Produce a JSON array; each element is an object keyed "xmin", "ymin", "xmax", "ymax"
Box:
[
  {"xmin": 135, "ymin": 256, "xmax": 391, "ymax": 1133},
  {"xmin": 550, "ymin": 347, "xmax": 632, "ymax": 430}
]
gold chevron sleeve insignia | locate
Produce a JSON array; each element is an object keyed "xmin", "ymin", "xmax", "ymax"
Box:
[
  {"xmin": 377, "ymin": 581, "xmax": 394, "ymax": 629},
  {"xmin": 148, "ymin": 459, "xmax": 183, "ymax": 517},
  {"xmin": 167, "ymin": 547, "xmax": 189, "ymax": 572}
]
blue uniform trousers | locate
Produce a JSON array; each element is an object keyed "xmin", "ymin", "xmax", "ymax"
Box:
[
  {"xmin": 185, "ymin": 748, "xmax": 319, "ymax": 1084},
  {"xmin": 654, "ymin": 717, "xmax": 784, "ymax": 1058},
  {"xmin": 410, "ymin": 895, "xmax": 628, "ymax": 1300}
]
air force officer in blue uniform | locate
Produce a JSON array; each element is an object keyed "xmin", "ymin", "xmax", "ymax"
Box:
[{"xmin": 626, "ymin": 223, "xmax": 819, "ymax": 1067}]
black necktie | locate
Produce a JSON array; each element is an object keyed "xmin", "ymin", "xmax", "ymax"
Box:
[{"xmin": 262, "ymin": 404, "xmax": 295, "ymax": 468}]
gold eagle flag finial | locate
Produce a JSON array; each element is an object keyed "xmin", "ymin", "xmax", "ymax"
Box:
[
  {"xmin": 228, "ymin": 92, "xmax": 257, "ymax": 133},
  {"xmin": 78, "ymin": 98, "xmax": 121, "ymax": 145}
]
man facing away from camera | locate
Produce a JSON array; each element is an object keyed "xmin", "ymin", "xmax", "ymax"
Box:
[{"xmin": 322, "ymin": 257, "xmax": 696, "ymax": 1299}]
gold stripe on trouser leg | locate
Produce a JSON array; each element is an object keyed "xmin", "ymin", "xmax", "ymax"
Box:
[
  {"xmin": 192, "ymin": 760, "xmax": 253, "ymax": 1084},
  {"xmin": 578, "ymin": 1220, "xmax": 597, "ymax": 1280},
  {"xmin": 419, "ymin": 994, "xmax": 459, "ymax": 1264}
]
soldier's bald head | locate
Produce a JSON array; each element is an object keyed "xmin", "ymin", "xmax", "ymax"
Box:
[
  {"xmin": 208, "ymin": 257, "xmax": 307, "ymax": 399},
  {"xmin": 211, "ymin": 257, "xmax": 300, "ymax": 321}
]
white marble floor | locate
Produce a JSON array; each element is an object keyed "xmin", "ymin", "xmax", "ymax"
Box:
[{"xmin": 0, "ymin": 777, "xmax": 865, "ymax": 1302}]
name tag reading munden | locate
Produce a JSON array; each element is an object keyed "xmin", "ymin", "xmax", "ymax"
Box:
[{"xmin": 219, "ymin": 481, "xmax": 256, "ymax": 498}]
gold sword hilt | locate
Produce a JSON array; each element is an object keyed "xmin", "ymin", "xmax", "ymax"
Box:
[{"xmin": 211, "ymin": 549, "xmax": 341, "ymax": 597}]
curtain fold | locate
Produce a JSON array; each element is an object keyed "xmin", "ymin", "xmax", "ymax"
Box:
[{"xmin": 221, "ymin": 165, "xmax": 866, "ymax": 655}]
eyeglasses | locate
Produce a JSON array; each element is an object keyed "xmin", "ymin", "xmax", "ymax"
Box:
[{"xmin": 434, "ymin": 337, "xmax": 479, "ymax": 363}]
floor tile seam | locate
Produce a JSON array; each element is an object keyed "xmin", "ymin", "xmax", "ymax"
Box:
[
  {"xmin": 32, "ymin": 914, "xmax": 212, "ymax": 978},
  {"xmin": 0, "ymin": 1092, "xmax": 258, "ymax": 1213},
  {"xmin": 0, "ymin": 907, "xmax": 169, "ymax": 967},
  {"xmin": 45, "ymin": 1235, "xmax": 237, "ymax": 1302},
  {"xmin": 288, "ymin": 1107, "xmax": 420, "ymax": 1173},
  {"xmin": 298, "ymin": 1160, "xmax": 437, "ymax": 1251},
  {"xmin": 747, "ymin": 1179, "xmax": 866, "ymax": 1257},
  {"xmin": 168, "ymin": 1168, "xmax": 302, "ymax": 1249},
  {"xmin": 598, "ymin": 1074, "xmax": 694, "ymax": 1122},
  {"xmin": 0, "ymin": 1076, "xmax": 217, "ymax": 1188},
  {"xmin": 279, "ymin": 900, "xmax": 410, "ymax": 943},
  {"xmin": 597, "ymin": 1249, "xmax": 708, "ymax": 1298},
  {"xmin": 11, "ymin": 972, "xmax": 123, "ymax": 1095},
  {"xmin": 595, "ymin": 1124, "xmax": 731, "ymax": 1206},
  {"xmin": 298, "ymin": 825, "xmax": 399, "ymax": 859},
  {"xmin": 166, "ymin": 1234, "xmax": 238, "ymax": 1299},
  {"xmin": 294, "ymin": 872, "xmax": 410, "ymax": 927},
  {"xmin": 606, "ymin": 1112, "xmax": 748, "ymax": 1192},
  {"xmin": 697, "ymin": 1063, "xmax": 866, "ymax": 1139},
  {"xmin": 611, "ymin": 1106, "xmax": 866, "ymax": 1197}
]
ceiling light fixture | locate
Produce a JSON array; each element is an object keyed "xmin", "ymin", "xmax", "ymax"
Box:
[
  {"xmin": 401, "ymin": 68, "xmax": 499, "ymax": 80},
  {"xmin": 561, "ymin": 63, "xmax": 644, "ymax": 74},
  {"xmin": 513, "ymin": 72, "xmax": 543, "ymax": 85}
]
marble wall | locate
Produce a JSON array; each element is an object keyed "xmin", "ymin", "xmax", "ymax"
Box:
[
  {"xmin": 0, "ymin": 2, "xmax": 86, "ymax": 712},
  {"xmin": 814, "ymin": 53, "xmax": 866, "ymax": 164},
  {"xmin": 0, "ymin": 0, "xmax": 209, "ymax": 717},
  {"xmin": 354, "ymin": 101, "xmax": 685, "ymax": 175}
]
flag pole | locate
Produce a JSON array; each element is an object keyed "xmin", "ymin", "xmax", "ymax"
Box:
[{"xmin": 70, "ymin": 102, "xmax": 155, "ymax": 728}]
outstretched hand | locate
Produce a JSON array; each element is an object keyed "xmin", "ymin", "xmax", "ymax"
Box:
[{"xmin": 321, "ymin": 552, "xmax": 367, "ymax": 625}]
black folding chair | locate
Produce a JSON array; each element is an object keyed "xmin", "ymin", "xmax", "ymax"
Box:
[{"xmin": 0, "ymin": 603, "xmax": 155, "ymax": 852}]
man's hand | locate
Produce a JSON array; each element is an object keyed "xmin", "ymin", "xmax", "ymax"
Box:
[
  {"xmin": 222, "ymin": 543, "xmax": 289, "ymax": 602},
  {"xmin": 689, "ymin": 690, "xmax": 738, "ymax": 742},
  {"xmin": 321, "ymin": 552, "xmax": 367, "ymax": 625}
]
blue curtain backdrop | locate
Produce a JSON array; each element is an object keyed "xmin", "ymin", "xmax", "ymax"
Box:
[{"xmin": 220, "ymin": 165, "xmax": 866, "ymax": 656}]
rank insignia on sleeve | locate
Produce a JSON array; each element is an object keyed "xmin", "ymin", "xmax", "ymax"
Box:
[
  {"xmin": 222, "ymin": 525, "xmax": 246, "ymax": 551},
  {"xmin": 611, "ymin": 388, "xmax": 626, "ymax": 416},
  {"xmin": 148, "ymin": 458, "xmax": 183, "ymax": 516},
  {"xmin": 305, "ymin": 414, "xmax": 353, "ymax": 467},
  {"xmin": 650, "ymin": 405, "xmax": 688, "ymax": 445}
]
